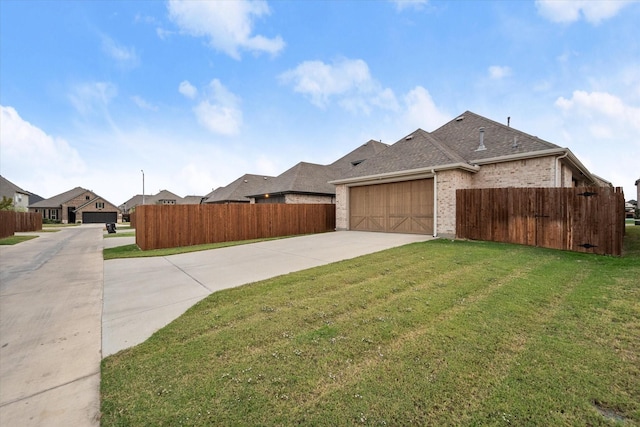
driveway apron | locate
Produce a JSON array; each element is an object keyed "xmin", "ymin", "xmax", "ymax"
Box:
[
  {"xmin": 103, "ymin": 231, "xmax": 432, "ymax": 357},
  {"xmin": 0, "ymin": 226, "xmax": 103, "ymax": 426}
]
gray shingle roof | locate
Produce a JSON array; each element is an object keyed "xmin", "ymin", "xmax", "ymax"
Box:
[
  {"xmin": 330, "ymin": 140, "xmax": 389, "ymax": 172},
  {"xmin": 29, "ymin": 187, "xmax": 88, "ymax": 208},
  {"xmin": 249, "ymin": 162, "xmax": 338, "ymax": 197},
  {"xmin": 0, "ymin": 175, "xmax": 28, "ymax": 199},
  {"xmin": 431, "ymin": 111, "xmax": 560, "ymax": 162},
  {"xmin": 338, "ymin": 111, "xmax": 564, "ymax": 180},
  {"xmin": 204, "ymin": 174, "xmax": 274, "ymax": 203}
]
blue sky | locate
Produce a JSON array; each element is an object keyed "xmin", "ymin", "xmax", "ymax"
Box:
[{"xmin": 1, "ymin": 0, "xmax": 639, "ymax": 205}]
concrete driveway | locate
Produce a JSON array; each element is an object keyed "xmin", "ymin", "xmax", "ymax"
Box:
[
  {"xmin": 0, "ymin": 225, "xmax": 103, "ymax": 427},
  {"xmin": 1, "ymin": 227, "xmax": 431, "ymax": 426},
  {"xmin": 102, "ymin": 231, "xmax": 432, "ymax": 357}
]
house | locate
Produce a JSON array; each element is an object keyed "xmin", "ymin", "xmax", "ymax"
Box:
[
  {"xmin": 330, "ymin": 111, "xmax": 608, "ymax": 237},
  {"xmin": 248, "ymin": 140, "xmax": 389, "ymax": 204},
  {"xmin": 0, "ymin": 175, "xmax": 43, "ymax": 211},
  {"xmin": 203, "ymin": 174, "xmax": 274, "ymax": 204},
  {"xmin": 203, "ymin": 140, "xmax": 387, "ymax": 205},
  {"xmin": 120, "ymin": 190, "xmax": 204, "ymax": 214},
  {"xmin": 29, "ymin": 187, "xmax": 120, "ymax": 224}
]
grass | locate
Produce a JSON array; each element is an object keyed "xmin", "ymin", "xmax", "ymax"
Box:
[
  {"xmin": 104, "ymin": 231, "xmax": 136, "ymax": 238},
  {"xmin": 101, "ymin": 228, "xmax": 640, "ymax": 426},
  {"xmin": 0, "ymin": 235, "xmax": 38, "ymax": 245},
  {"xmin": 103, "ymin": 237, "xmax": 287, "ymax": 260}
]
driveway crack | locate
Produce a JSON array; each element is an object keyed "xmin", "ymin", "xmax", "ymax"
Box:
[{"xmin": 162, "ymin": 257, "xmax": 213, "ymax": 293}]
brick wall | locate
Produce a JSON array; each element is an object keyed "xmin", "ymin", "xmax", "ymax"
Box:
[
  {"xmin": 285, "ymin": 194, "xmax": 336, "ymax": 204},
  {"xmin": 472, "ymin": 157, "xmax": 556, "ymax": 189},
  {"xmin": 335, "ymin": 185, "xmax": 348, "ymax": 230},
  {"xmin": 435, "ymin": 169, "xmax": 473, "ymax": 236}
]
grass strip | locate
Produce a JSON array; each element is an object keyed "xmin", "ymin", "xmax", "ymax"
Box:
[
  {"xmin": 101, "ymin": 229, "xmax": 640, "ymax": 426},
  {"xmin": 103, "ymin": 236, "xmax": 289, "ymax": 260},
  {"xmin": 0, "ymin": 235, "xmax": 38, "ymax": 245}
]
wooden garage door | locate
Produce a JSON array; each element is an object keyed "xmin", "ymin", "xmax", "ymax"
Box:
[{"xmin": 349, "ymin": 179, "xmax": 434, "ymax": 234}]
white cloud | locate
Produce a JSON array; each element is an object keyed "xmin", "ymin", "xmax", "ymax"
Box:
[
  {"xmin": 101, "ymin": 35, "xmax": 139, "ymax": 69},
  {"xmin": 167, "ymin": 0, "xmax": 284, "ymax": 59},
  {"xmin": 68, "ymin": 81, "xmax": 117, "ymax": 115},
  {"xmin": 488, "ymin": 65, "xmax": 512, "ymax": 80},
  {"xmin": 553, "ymin": 90, "xmax": 640, "ymax": 196},
  {"xmin": 131, "ymin": 95, "xmax": 158, "ymax": 111},
  {"xmin": 401, "ymin": 86, "xmax": 450, "ymax": 130},
  {"xmin": 391, "ymin": 0, "xmax": 428, "ymax": 11},
  {"xmin": 555, "ymin": 90, "xmax": 640, "ymax": 132},
  {"xmin": 0, "ymin": 106, "xmax": 86, "ymax": 197},
  {"xmin": 179, "ymin": 80, "xmax": 198, "ymax": 99},
  {"xmin": 280, "ymin": 58, "xmax": 399, "ymax": 113},
  {"xmin": 193, "ymin": 79, "xmax": 243, "ymax": 135},
  {"xmin": 535, "ymin": 0, "xmax": 637, "ymax": 24}
]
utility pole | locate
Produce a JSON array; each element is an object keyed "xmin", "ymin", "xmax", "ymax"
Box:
[{"xmin": 141, "ymin": 169, "xmax": 145, "ymax": 205}]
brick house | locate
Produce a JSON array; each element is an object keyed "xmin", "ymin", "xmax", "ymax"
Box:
[
  {"xmin": 330, "ymin": 111, "xmax": 610, "ymax": 237},
  {"xmin": 29, "ymin": 187, "xmax": 120, "ymax": 224},
  {"xmin": 203, "ymin": 140, "xmax": 388, "ymax": 205}
]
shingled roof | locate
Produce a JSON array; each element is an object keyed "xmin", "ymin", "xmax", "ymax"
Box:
[
  {"xmin": 29, "ymin": 187, "xmax": 88, "ymax": 208},
  {"xmin": 204, "ymin": 174, "xmax": 274, "ymax": 203},
  {"xmin": 431, "ymin": 111, "xmax": 560, "ymax": 162},
  {"xmin": 334, "ymin": 110, "xmax": 571, "ymax": 182}
]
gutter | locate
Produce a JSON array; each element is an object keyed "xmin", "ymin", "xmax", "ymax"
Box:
[
  {"xmin": 555, "ymin": 151, "xmax": 569, "ymax": 187},
  {"xmin": 329, "ymin": 162, "xmax": 480, "ymax": 186}
]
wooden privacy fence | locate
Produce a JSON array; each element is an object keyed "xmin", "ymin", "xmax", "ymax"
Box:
[
  {"xmin": 0, "ymin": 211, "xmax": 43, "ymax": 239},
  {"xmin": 456, "ymin": 187, "xmax": 625, "ymax": 256},
  {"xmin": 136, "ymin": 204, "xmax": 336, "ymax": 250}
]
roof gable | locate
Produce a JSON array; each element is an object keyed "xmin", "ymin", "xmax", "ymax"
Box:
[
  {"xmin": 29, "ymin": 187, "xmax": 89, "ymax": 208},
  {"xmin": 431, "ymin": 111, "xmax": 560, "ymax": 162},
  {"xmin": 204, "ymin": 174, "xmax": 273, "ymax": 203},
  {"xmin": 340, "ymin": 129, "xmax": 468, "ymax": 179},
  {"xmin": 251, "ymin": 162, "xmax": 338, "ymax": 197},
  {"xmin": 0, "ymin": 175, "xmax": 29, "ymax": 199}
]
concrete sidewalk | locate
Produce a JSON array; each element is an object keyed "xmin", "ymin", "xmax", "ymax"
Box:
[{"xmin": 103, "ymin": 231, "xmax": 432, "ymax": 357}]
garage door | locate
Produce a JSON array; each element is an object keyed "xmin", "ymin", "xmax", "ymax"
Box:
[
  {"xmin": 82, "ymin": 211, "xmax": 118, "ymax": 224},
  {"xmin": 349, "ymin": 179, "xmax": 434, "ymax": 234}
]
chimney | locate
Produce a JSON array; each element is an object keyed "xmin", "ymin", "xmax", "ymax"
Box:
[{"xmin": 476, "ymin": 127, "xmax": 486, "ymax": 151}]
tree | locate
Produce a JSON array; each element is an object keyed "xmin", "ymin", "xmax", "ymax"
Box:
[{"xmin": 0, "ymin": 196, "xmax": 14, "ymax": 211}]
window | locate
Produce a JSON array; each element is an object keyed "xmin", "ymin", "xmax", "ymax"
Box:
[
  {"xmin": 96, "ymin": 202, "xmax": 105, "ymax": 209},
  {"xmin": 86, "ymin": 196, "xmax": 90, "ymax": 200}
]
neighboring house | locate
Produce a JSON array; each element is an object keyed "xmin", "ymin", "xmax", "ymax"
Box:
[
  {"xmin": 203, "ymin": 174, "xmax": 274, "ymax": 204},
  {"xmin": 204, "ymin": 140, "xmax": 387, "ymax": 205},
  {"xmin": 331, "ymin": 111, "xmax": 608, "ymax": 237},
  {"xmin": 248, "ymin": 140, "xmax": 389, "ymax": 204},
  {"xmin": 120, "ymin": 190, "xmax": 204, "ymax": 213},
  {"xmin": 0, "ymin": 175, "xmax": 43, "ymax": 211},
  {"xmin": 29, "ymin": 187, "xmax": 121, "ymax": 223}
]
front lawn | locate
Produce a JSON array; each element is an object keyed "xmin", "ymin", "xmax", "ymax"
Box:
[{"xmin": 101, "ymin": 228, "xmax": 640, "ymax": 426}]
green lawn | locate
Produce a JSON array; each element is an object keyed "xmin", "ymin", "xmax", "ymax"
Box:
[
  {"xmin": 0, "ymin": 235, "xmax": 38, "ymax": 245},
  {"xmin": 101, "ymin": 228, "xmax": 640, "ymax": 426},
  {"xmin": 103, "ymin": 237, "xmax": 289, "ymax": 260}
]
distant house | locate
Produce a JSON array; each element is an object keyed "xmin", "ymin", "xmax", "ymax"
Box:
[
  {"xmin": 331, "ymin": 111, "xmax": 610, "ymax": 237},
  {"xmin": 249, "ymin": 140, "xmax": 389, "ymax": 204},
  {"xmin": 29, "ymin": 187, "xmax": 120, "ymax": 223},
  {"xmin": 120, "ymin": 190, "xmax": 204, "ymax": 214},
  {"xmin": 203, "ymin": 174, "xmax": 274, "ymax": 204},
  {"xmin": 0, "ymin": 175, "xmax": 43, "ymax": 211},
  {"xmin": 204, "ymin": 140, "xmax": 388, "ymax": 205}
]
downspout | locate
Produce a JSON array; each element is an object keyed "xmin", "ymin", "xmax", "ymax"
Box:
[
  {"xmin": 432, "ymin": 169, "xmax": 438, "ymax": 237},
  {"xmin": 555, "ymin": 151, "xmax": 569, "ymax": 187}
]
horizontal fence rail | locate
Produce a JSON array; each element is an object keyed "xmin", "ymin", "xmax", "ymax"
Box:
[
  {"xmin": 0, "ymin": 211, "xmax": 43, "ymax": 239},
  {"xmin": 456, "ymin": 187, "xmax": 625, "ymax": 256},
  {"xmin": 136, "ymin": 204, "xmax": 336, "ymax": 251}
]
